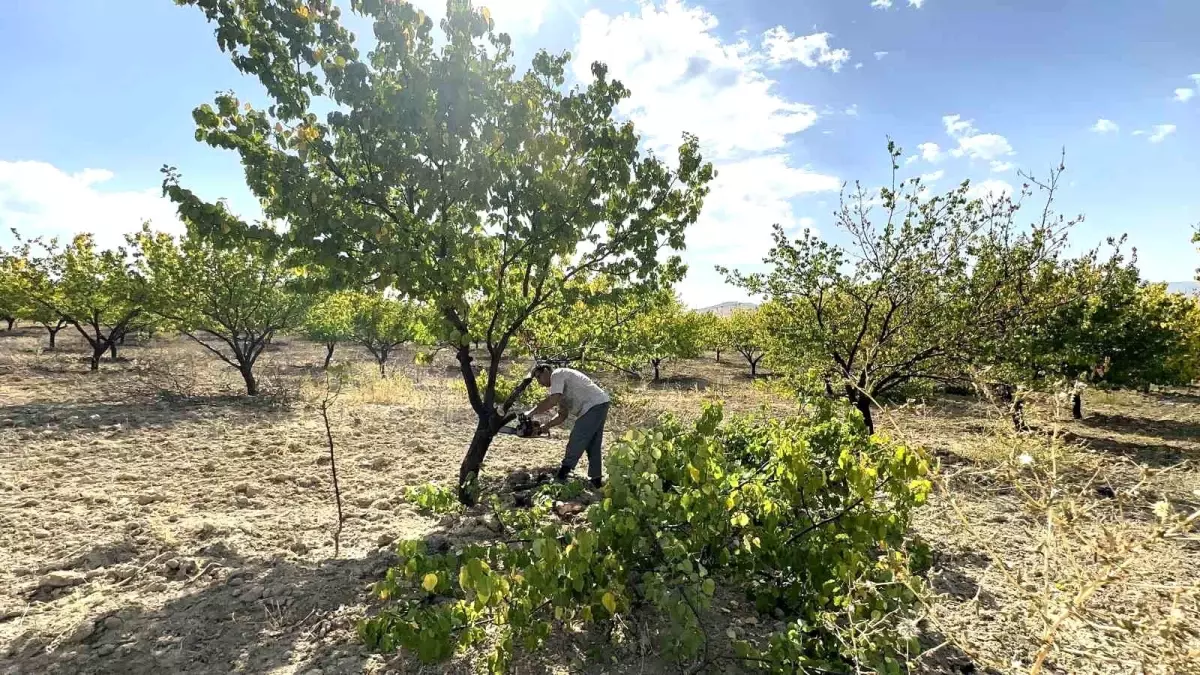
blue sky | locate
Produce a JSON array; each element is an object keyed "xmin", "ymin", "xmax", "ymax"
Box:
[{"xmin": 1, "ymin": 0, "xmax": 1197, "ymax": 305}]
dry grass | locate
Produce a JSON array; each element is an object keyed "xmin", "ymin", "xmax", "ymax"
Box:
[{"xmin": 1, "ymin": 325, "xmax": 1198, "ymax": 674}]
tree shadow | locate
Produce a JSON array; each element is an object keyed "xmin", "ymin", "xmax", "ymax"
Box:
[
  {"xmin": 1080, "ymin": 413, "xmax": 1200, "ymax": 444},
  {"xmin": 928, "ymin": 547, "xmax": 1002, "ymax": 612},
  {"xmin": 647, "ymin": 375, "xmax": 712, "ymax": 391},
  {"xmin": 1060, "ymin": 430, "xmax": 1189, "ymax": 468},
  {"xmin": 914, "ymin": 630, "xmax": 1003, "ymax": 674},
  {"xmin": 0, "ymin": 394, "xmax": 293, "ymax": 437},
  {"xmin": 4, "ymin": 544, "xmax": 402, "ymax": 675},
  {"xmin": 1152, "ymin": 390, "xmax": 1200, "ymax": 406}
]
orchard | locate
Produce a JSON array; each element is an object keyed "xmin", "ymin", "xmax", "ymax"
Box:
[{"xmin": 2, "ymin": 1, "xmax": 1199, "ymax": 674}]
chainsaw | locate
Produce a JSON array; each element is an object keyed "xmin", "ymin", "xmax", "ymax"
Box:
[{"xmin": 498, "ymin": 412, "xmax": 550, "ymax": 438}]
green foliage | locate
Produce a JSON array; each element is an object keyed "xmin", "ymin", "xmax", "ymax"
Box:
[
  {"xmin": 990, "ymin": 242, "xmax": 1200, "ymax": 399},
  {"xmin": 453, "ymin": 370, "xmax": 539, "ymax": 409},
  {"xmin": 169, "ymin": 0, "xmax": 715, "ymax": 501},
  {"xmin": 0, "ymin": 248, "xmax": 26, "ymax": 328},
  {"xmin": 348, "ymin": 293, "xmax": 423, "ymax": 377},
  {"xmin": 16, "ymin": 232, "xmax": 147, "ymax": 369},
  {"xmin": 724, "ymin": 145, "xmax": 1094, "ymax": 431},
  {"xmin": 622, "ymin": 292, "xmax": 704, "ymax": 381},
  {"xmin": 726, "ymin": 307, "xmax": 767, "ymax": 376},
  {"xmin": 1193, "ymin": 225, "xmax": 1199, "ymax": 281},
  {"xmin": 304, "ymin": 290, "xmax": 356, "ymax": 366},
  {"xmin": 360, "ymin": 402, "xmax": 930, "ymax": 672},
  {"xmin": 404, "ymin": 483, "xmax": 463, "ymax": 516},
  {"xmin": 1162, "ymin": 293, "xmax": 1200, "ymax": 385},
  {"xmin": 133, "ymin": 227, "xmax": 307, "ymax": 394},
  {"xmin": 536, "ymin": 287, "xmax": 703, "ymax": 380},
  {"xmin": 697, "ymin": 312, "xmax": 732, "ymax": 360}
]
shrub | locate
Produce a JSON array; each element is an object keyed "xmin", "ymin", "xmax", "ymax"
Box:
[
  {"xmin": 403, "ymin": 483, "xmax": 462, "ymax": 516},
  {"xmin": 360, "ymin": 401, "xmax": 931, "ymax": 672}
]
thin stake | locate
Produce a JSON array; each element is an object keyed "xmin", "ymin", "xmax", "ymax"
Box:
[{"xmin": 320, "ymin": 394, "xmax": 344, "ymax": 558}]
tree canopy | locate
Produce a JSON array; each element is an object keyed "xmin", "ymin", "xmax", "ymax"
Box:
[
  {"xmin": 18, "ymin": 233, "xmax": 146, "ymax": 370},
  {"xmin": 134, "ymin": 228, "xmax": 308, "ymax": 395},
  {"xmin": 304, "ymin": 290, "xmax": 357, "ymax": 368},
  {"xmin": 348, "ymin": 292, "xmax": 425, "ymax": 376},
  {"xmin": 726, "ymin": 307, "xmax": 768, "ymax": 376},
  {"xmin": 724, "ymin": 145, "xmax": 1095, "ymax": 432},
  {"xmin": 171, "ymin": 0, "xmax": 714, "ymax": 502}
]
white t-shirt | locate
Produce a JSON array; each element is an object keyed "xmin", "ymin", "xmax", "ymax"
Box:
[{"xmin": 549, "ymin": 367, "xmax": 610, "ymax": 418}]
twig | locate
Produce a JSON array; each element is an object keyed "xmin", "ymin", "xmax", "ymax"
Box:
[{"xmin": 319, "ymin": 377, "xmax": 346, "ymax": 558}]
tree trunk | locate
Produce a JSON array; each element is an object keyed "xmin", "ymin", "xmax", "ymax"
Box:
[
  {"xmin": 1012, "ymin": 399, "xmax": 1029, "ymax": 432},
  {"xmin": 1071, "ymin": 392, "xmax": 1082, "ymax": 420},
  {"xmin": 854, "ymin": 394, "xmax": 874, "ymax": 434},
  {"xmin": 652, "ymin": 360, "xmax": 661, "ymax": 381},
  {"xmin": 47, "ymin": 327, "xmax": 60, "ymax": 350},
  {"xmin": 119, "ymin": 333, "xmax": 127, "ymax": 345},
  {"xmin": 3, "ymin": 317, "xmax": 13, "ymax": 330},
  {"xmin": 109, "ymin": 341, "xmax": 118, "ymax": 360},
  {"xmin": 715, "ymin": 349, "xmax": 721, "ymax": 363},
  {"xmin": 89, "ymin": 346, "xmax": 103, "ymax": 371},
  {"xmin": 749, "ymin": 359, "xmax": 758, "ymax": 377},
  {"xmin": 457, "ymin": 421, "xmax": 496, "ymax": 506},
  {"xmin": 241, "ymin": 366, "xmax": 258, "ymax": 396},
  {"xmin": 323, "ymin": 342, "xmax": 336, "ymax": 369}
]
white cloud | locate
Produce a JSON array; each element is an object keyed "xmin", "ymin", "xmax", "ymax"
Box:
[
  {"xmin": 1148, "ymin": 124, "xmax": 1176, "ymax": 143},
  {"xmin": 407, "ymin": 0, "xmax": 550, "ymax": 35},
  {"xmin": 919, "ymin": 169, "xmax": 945, "ymax": 183},
  {"xmin": 990, "ymin": 161, "xmax": 1014, "ymax": 173},
  {"xmin": 942, "ymin": 114, "xmax": 974, "ymax": 137},
  {"xmin": 871, "ymin": 0, "xmax": 893, "ymax": 7},
  {"xmin": 687, "ymin": 155, "xmax": 839, "ymax": 258},
  {"xmin": 918, "ymin": 141, "xmax": 943, "ymax": 162},
  {"xmin": 909, "ymin": 0, "xmax": 926, "ymax": 7},
  {"xmin": 854, "ymin": 62, "xmax": 864, "ymax": 70},
  {"xmin": 1192, "ymin": 74, "xmax": 1200, "ymax": 84},
  {"xmin": 966, "ymin": 179, "xmax": 1014, "ymax": 201},
  {"xmin": 761, "ymin": 27, "xmax": 851, "ymax": 72},
  {"xmin": 0, "ymin": 161, "xmax": 183, "ymax": 252},
  {"xmin": 1132, "ymin": 130, "xmax": 1146, "ymax": 136},
  {"xmin": 844, "ymin": 104, "xmax": 859, "ymax": 117},
  {"xmin": 874, "ymin": 51, "xmax": 889, "ymax": 60},
  {"xmin": 943, "ymin": 114, "xmax": 1015, "ymax": 161},
  {"xmin": 575, "ymin": 3, "xmax": 830, "ymax": 159},
  {"xmin": 574, "ymin": 1, "xmax": 840, "ymax": 306},
  {"xmin": 1091, "ymin": 118, "xmax": 1119, "ymax": 134},
  {"xmin": 1174, "ymin": 88, "xmax": 1195, "ymax": 102}
]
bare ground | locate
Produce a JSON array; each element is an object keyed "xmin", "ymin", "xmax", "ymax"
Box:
[{"xmin": 1, "ymin": 326, "xmax": 1197, "ymax": 674}]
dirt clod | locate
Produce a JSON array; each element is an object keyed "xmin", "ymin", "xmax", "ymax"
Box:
[{"xmin": 40, "ymin": 570, "xmax": 85, "ymax": 589}]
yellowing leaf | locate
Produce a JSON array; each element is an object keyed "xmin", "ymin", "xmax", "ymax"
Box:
[
  {"xmin": 480, "ymin": 6, "xmax": 492, "ymax": 23},
  {"xmin": 422, "ymin": 572, "xmax": 438, "ymax": 592},
  {"xmin": 295, "ymin": 5, "xmax": 311, "ymax": 19},
  {"xmin": 601, "ymin": 591, "xmax": 617, "ymax": 614}
]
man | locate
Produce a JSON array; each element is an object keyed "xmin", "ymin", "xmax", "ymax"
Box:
[{"xmin": 526, "ymin": 363, "xmax": 611, "ymax": 487}]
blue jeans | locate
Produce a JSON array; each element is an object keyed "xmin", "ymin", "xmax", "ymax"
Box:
[{"xmin": 561, "ymin": 402, "xmax": 609, "ymax": 480}]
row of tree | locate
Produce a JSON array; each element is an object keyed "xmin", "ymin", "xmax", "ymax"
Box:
[
  {"xmin": 1, "ymin": 227, "xmax": 770, "ymax": 391},
  {"xmin": 719, "ymin": 148, "xmax": 1200, "ymax": 431},
  {"xmin": 0, "ymin": 228, "xmax": 441, "ymax": 395}
]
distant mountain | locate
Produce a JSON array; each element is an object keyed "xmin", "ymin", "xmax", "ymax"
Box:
[
  {"xmin": 1166, "ymin": 281, "xmax": 1199, "ymax": 295},
  {"xmin": 698, "ymin": 301, "xmax": 757, "ymax": 317}
]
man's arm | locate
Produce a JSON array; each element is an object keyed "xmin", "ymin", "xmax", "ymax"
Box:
[
  {"xmin": 528, "ymin": 393, "xmax": 562, "ymax": 417},
  {"xmin": 542, "ymin": 400, "xmax": 568, "ymax": 429}
]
